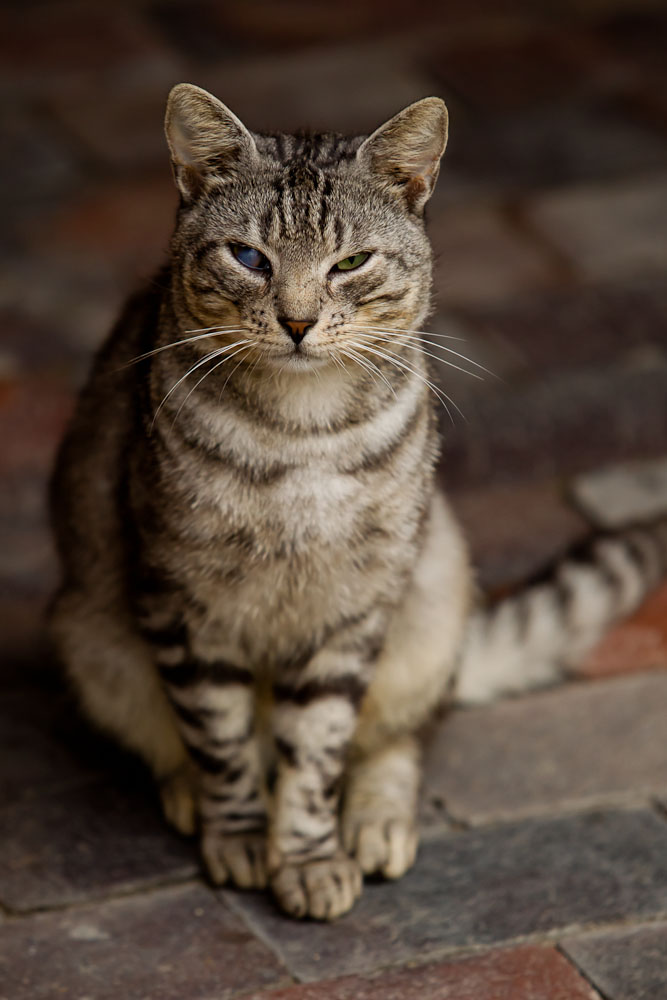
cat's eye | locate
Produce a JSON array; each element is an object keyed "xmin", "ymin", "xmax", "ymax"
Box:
[
  {"xmin": 231, "ymin": 244, "xmax": 271, "ymax": 272},
  {"xmin": 333, "ymin": 252, "xmax": 370, "ymax": 272}
]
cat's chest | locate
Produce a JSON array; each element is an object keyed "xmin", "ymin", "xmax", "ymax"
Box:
[{"xmin": 204, "ymin": 455, "xmax": 365, "ymax": 548}]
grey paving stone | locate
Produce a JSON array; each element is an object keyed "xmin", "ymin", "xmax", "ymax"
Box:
[
  {"xmin": 223, "ymin": 808, "xmax": 667, "ymax": 982},
  {"xmin": 453, "ymin": 280, "xmax": 667, "ymax": 376},
  {"xmin": 428, "ymin": 202, "xmax": 558, "ymax": 308},
  {"xmin": 563, "ymin": 921, "xmax": 667, "ymax": 1000},
  {"xmin": 528, "ymin": 174, "xmax": 667, "ymax": 282},
  {"xmin": 422, "ymin": 674, "xmax": 667, "ymax": 824},
  {"xmin": 448, "ymin": 478, "xmax": 588, "ymax": 591},
  {"xmin": 441, "ymin": 102, "xmax": 667, "ymax": 194},
  {"xmin": 439, "ymin": 353, "xmax": 667, "ymax": 488},
  {"xmin": 570, "ymin": 456, "xmax": 667, "ymax": 528},
  {"xmin": 196, "ymin": 36, "xmax": 433, "ymax": 135},
  {"xmin": 0, "ymin": 882, "xmax": 289, "ymax": 1000},
  {"xmin": 0, "ymin": 689, "xmax": 100, "ymax": 806},
  {"xmin": 0, "ymin": 777, "xmax": 198, "ymax": 912}
]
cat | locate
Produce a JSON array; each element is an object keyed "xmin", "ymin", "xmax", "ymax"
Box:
[{"xmin": 48, "ymin": 83, "xmax": 667, "ymax": 921}]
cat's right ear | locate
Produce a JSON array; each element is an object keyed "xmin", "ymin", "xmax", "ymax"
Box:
[{"xmin": 165, "ymin": 84, "xmax": 258, "ymax": 202}]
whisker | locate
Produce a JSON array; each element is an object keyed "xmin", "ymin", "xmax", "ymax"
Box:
[
  {"xmin": 218, "ymin": 346, "xmax": 254, "ymax": 403},
  {"xmin": 352, "ymin": 326, "xmax": 497, "ymax": 379},
  {"xmin": 354, "ymin": 325, "xmax": 465, "ymax": 341},
  {"xmin": 341, "ymin": 347, "xmax": 397, "ymax": 399},
  {"xmin": 172, "ymin": 343, "xmax": 253, "ymax": 429},
  {"xmin": 119, "ymin": 328, "xmax": 247, "ymax": 369},
  {"xmin": 348, "ymin": 339, "xmax": 464, "ymax": 425},
  {"xmin": 151, "ymin": 339, "xmax": 250, "ymax": 430},
  {"xmin": 338, "ymin": 348, "xmax": 384, "ymax": 393},
  {"xmin": 329, "ymin": 349, "xmax": 348, "ymax": 378},
  {"xmin": 350, "ymin": 332, "xmax": 484, "ymax": 381}
]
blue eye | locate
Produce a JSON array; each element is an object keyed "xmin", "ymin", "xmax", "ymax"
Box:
[{"xmin": 231, "ymin": 244, "xmax": 271, "ymax": 272}]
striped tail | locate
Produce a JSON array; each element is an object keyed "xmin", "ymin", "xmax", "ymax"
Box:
[{"xmin": 454, "ymin": 518, "xmax": 667, "ymax": 705}]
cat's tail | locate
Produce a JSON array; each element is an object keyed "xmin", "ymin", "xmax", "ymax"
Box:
[{"xmin": 454, "ymin": 517, "xmax": 667, "ymax": 705}]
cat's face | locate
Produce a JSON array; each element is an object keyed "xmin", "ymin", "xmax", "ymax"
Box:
[{"xmin": 165, "ymin": 86, "xmax": 448, "ymax": 372}]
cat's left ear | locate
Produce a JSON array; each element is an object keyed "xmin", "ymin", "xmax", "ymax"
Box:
[
  {"xmin": 165, "ymin": 83, "xmax": 258, "ymax": 202},
  {"xmin": 356, "ymin": 98, "xmax": 448, "ymax": 213}
]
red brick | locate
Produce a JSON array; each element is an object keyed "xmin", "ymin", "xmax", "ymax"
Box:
[
  {"xmin": 244, "ymin": 945, "xmax": 599, "ymax": 999},
  {"xmin": 580, "ymin": 582, "xmax": 667, "ymax": 677},
  {"xmin": 26, "ymin": 174, "xmax": 177, "ymax": 279},
  {"xmin": 0, "ymin": 376, "xmax": 73, "ymax": 478}
]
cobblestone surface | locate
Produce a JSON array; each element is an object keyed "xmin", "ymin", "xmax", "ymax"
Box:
[
  {"xmin": 564, "ymin": 922, "xmax": 667, "ymax": 1000},
  {"xmin": 423, "ymin": 672, "xmax": 667, "ymax": 824},
  {"xmin": 244, "ymin": 946, "xmax": 601, "ymax": 999},
  {"xmin": 0, "ymin": 882, "xmax": 289, "ymax": 1000},
  {"xmin": 3, "ymin": 0, "xmax": 667, "ymax": 996},
  {"xmin": 223, "ymin": 809, "xmax": 667, "ymax": 981}
]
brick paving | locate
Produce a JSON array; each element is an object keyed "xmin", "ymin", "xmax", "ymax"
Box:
[{"xmin": 2, "ymin": 0, "xmax": 667, "ymax": 997}]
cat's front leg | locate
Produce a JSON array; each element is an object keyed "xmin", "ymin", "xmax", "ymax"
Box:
[
  {"xmin": 269, "ymin": 627, "xmax": 383, "ymax": 920},
  {"xmin": 141, "ymin": 606, "xmax": 268, "ymax": 888}
]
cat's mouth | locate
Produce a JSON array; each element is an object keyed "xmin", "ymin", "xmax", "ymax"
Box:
[{"xmin": 270, "ymin": 346, "xmax": 329, "ymax": 370}]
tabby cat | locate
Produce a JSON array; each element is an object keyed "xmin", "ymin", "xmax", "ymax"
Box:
[{"xmin": 49, "ymin": 84, "xmax": 667, "ymax": 920}]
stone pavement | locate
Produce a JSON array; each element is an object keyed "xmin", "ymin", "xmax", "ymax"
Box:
[{"xmin": 2, "ymin": 0, "xmax": 667, "ymax": 996}]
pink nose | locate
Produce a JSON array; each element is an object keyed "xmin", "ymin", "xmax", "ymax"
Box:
[{"xmin": 279, "ymin": 318, "xmax": 315, "ymax": 344}]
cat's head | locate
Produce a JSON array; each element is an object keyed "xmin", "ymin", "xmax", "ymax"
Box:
[{"xmin": 164, "ymin": 84, "xmax": 448, "ymax": 372}]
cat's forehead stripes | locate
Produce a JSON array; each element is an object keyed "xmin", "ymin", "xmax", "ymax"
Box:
[{"xmin": 250, "ymin": 161, "xmax": 352, "ymax": 250}]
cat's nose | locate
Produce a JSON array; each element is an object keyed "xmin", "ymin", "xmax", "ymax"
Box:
[{"xmin": 278, "ymin": 318, "xmax": 315, "ymax": 345}]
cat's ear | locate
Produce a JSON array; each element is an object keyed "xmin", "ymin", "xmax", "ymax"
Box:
[
  {"xmin": 165, "ymin": 84, "xmax": 258, "ymax": 202},
  {"xmin": 357, "ymin": 98, "xmax": 448, "ymax": 213}
]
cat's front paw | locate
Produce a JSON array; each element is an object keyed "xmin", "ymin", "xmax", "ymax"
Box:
[
  {"xmin": 342, "ymin": 816, "xmax": 418, "ymax": 879},
  {"xmin": 201, "ymin": 830, "xmax": 267, "ymax": 889},
  {"xmin": 270, "ymin": 851, "xmax": 362, "ymax": 920}
]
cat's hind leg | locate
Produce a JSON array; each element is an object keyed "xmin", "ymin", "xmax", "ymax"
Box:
[
  {"xmin": 345, "ymin": 491, "xmax": 470, "ymax": 879},
  {"xmin": 342, "ymin": 735, "xmax": 420, "ymax": 879},
  {"xmin": 48, "ymin": 588, "xmax": 196, "ymax": 835}
]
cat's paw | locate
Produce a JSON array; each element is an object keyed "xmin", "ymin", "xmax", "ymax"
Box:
[
  {"xmin": 342, "ymin": 816, "xmax": 418, "ymax": 879},
  {"xmin": 270, "ymin": 851, "xmax": 362, "ymax": 920},
  {"xmin": 201, "ymin": 831, "xmax": 268, "ymax": 889},
  {"xmin": 160, "ymin": 766, "xmax": 197, "ymax": 836}
]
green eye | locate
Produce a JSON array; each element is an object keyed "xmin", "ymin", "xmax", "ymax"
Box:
[{"xmin": 334, "ymin": 252, "xmax": 370, "ymax": 272}]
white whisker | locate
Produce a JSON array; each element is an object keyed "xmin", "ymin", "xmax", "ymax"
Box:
[
  {"xmin": 341, "ymin": 347, "xmax": 397, "ymax": 399},
  {"xmin": 151, "ymin": 339, "xmax": 251, "ymax": 430},
  {"xmin": 338, "ymin": 348, "xmax": 383, "ymax": 392},
  {"xmin": 119, "ymin": 328, "xmax": 247, "ymax": 369},
  {"xmin": 171, "ymin": 343, "xmax": 253, "ymax": 428},
  {"xmin": 352, "ymin": 326, "xmax": 497, "ymax": 379},
  {"xmin": 351, "ymin": 332, "xmax": 484, "ymax": 381},
  {"xmin": 348, "ymin": 339, "xmax": 464, "ymax": 424},
  {"xmin": 218, "ymin": 346, "xmax": 254, "ymax": 403},
  {"xmin": 354, "ymin": 325, "xmax": 465, "ymax": 341}
]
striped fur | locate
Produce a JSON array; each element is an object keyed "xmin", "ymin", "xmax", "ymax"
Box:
[
  {"xmin": 457, "ymin": 520, "xmax": 667, "ymax": 704},
  {"xmin": 48, "ymin": 84, "xmax": 667, "ymax": 922}
]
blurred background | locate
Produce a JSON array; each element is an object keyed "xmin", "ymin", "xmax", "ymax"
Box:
[
  {"xmin": 2, "ymin": 7, "xmax": 667, "ymax": 987},
  {"xmin": 2, "ymin": 0, "xmax": 667, "ymax": 727}
]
